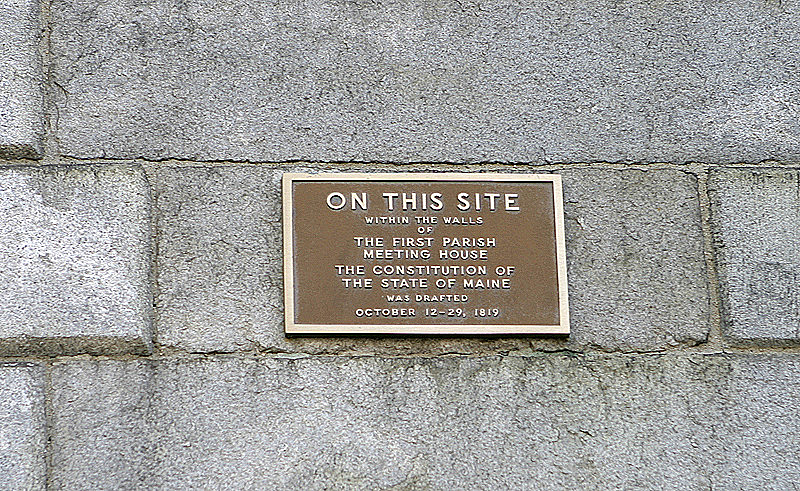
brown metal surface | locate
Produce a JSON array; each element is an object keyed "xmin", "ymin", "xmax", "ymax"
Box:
[{"xmin": 283, "ymin": 173, "xmax": 569, "ymax": 334}]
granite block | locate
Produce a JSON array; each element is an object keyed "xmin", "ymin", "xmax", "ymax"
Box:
[
  {"xmin": 51, "ymin": 0, "xmax": 800, "ymax": 163},
  {"xmin": 0, "ymin": 0, "xmax": 44, "ymax": 159},
  {"xmin": 0, "ymin": 163, "xmax": 153, "ymax": 354},
  {"xmin": 709, "ymin": 168, "xmax": 800, "ymax": 343}
]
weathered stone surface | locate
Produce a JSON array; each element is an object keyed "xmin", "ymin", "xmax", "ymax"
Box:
[
  {"xmin": 0, "ymin": 0, "xmax": 44, "ymax": 159},
  {"xmin": 154, "ymin": 165, "xmax": 285, "ymax": 352},
  {"xmin": 709, "ymin": 168, "xmax": 800, "ymax": 343},
  {"xmin": 154, "ymin": 164, "xmax": 559, "ymax": 355},
  {"xmin": 52, "ymin": 0, "xmax": 800, "ymax": 164},
  {"xmin": 0, "ymin": 363, "xmax": 46, "ymax": 491},
  {"xmin": 155, "ymin": 165, "xmax": 707, "ymax": 353},
  {"xmin": 0, "ymin": 164, "xmax": 153, "ymax": 354},
  {"xmin": 49, "ymin": 354, "xmax": 800, "ymax": 489},
  {"xmin": 561, "ymin": 168, "xmax": 710, "ymax": 351}
]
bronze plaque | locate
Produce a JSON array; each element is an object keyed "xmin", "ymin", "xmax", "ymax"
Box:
[{"xmin": 283, "ymin": 173, "xmax": 569, "ymax": 334}]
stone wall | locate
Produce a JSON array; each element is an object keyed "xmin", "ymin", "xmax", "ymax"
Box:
[{"xmin": 1, "ymin": 0, "xmax": 800, "ymax": 488}]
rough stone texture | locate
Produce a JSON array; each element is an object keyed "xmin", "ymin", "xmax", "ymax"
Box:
[
  {"xmin": 0, "ymin": 164, "xmax": 153, "ymax": 355},
  {"xmin": 709, "ymin": 168, "xmax": 800, "ymax": 343},
  {"xmin": 52, "ymin": 0, "xmax": 800, "ymax": 164},
  {"xmin": 155, "ymin": 165, "xmax": 708, "ymax": 354},
  {"xmin": 154, "ymin": 165, "xmax": 286, "ymax": 353},
  {"xmin": 49, "ymin": 354, "xmax": 800, "ymax": 489},
  {"xmin": 561, "ymin": 168, "xmax": 710, "ymax": 351},
  {"xmin": 154, "ymin": 164, "xmax": 559, "ymax": 355},
  {"xmin": 0, "ymin": 0, "xmax": 44, "ymax": 159},
  {"xmin": 0, "ymin": 363, "xmax": 46, "ymax": 491}
]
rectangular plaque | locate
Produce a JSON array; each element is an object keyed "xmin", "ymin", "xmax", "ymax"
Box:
[{"xmin": 283, "ymin": 173, "xmax": 569, "ymax": 335}]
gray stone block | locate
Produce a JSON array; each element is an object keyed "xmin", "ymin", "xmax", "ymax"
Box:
[
  {"xmin": 51, "ymin": 0, "xmax": 800, "ymax": 164},
  {"xmin": 155, "ymin": 165, "xmax": 707, "ymax": 354},
  {"xmin": 154, "ymin": 165, "xmax": 561, "ymax": 355},
  {"xmin": 0, "ymin": 363, "xmax": 46, "ymax": 491},
  {"xmin": 154, "ymin": 165, "xmax": 285, "ymax": 352},
  {"xmin": 0, "ymin": 163, "xmax": 153, "ymax": 355},
  {"xmin": 709, "ymin": 168, "xmax": 800, "ymax": 343},
  {"xmin": 49, "ymin": 354, "xmax": 800, "ymax": 489},
  {"xmin": 561, "ymin": 168, "xmax": 710, "ymax": 351},
  {"xmin": 0, "ymin": 0, "xmax": 44, "ymax": 159}
]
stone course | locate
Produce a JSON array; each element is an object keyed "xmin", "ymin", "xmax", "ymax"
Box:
[
  {"xmin": 0, "ymin": 164, "xmax": 153, "ymax": 355},
  {"xmin": 0, "ymin": 363, "xmax": 46, "ymax": 491},
  {"xmin": 49, "ymin": 354, "xmax": 800, "ymax": 489},
  {"xmin": 155, "ymin": 165, "xmax": 708, "ymax": 354},
  {"xmin": 51, "ymin": 0, "xmax": 800, "ymax": 164},
  {"xmin": 709, "ymin": 168, "xmax": 800, "ymax": 343},
  {"xmin": 0, "ymin": 0, "xmax": 44, "ymax": 158}
]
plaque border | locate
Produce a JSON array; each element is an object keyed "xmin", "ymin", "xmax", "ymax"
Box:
[{"xmin": 283, "ymin": 173, "xmax": 570, "ymax": 335}]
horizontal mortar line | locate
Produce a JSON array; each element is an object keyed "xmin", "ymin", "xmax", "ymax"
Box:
[
  {"xmin": 0, "ymin": 341, "xmax": 727, "ymax": 362},
  {"xmin": 55, "ymin": 155, "xmax": 692, "ymax": 166},
  {"xmin": 0, "ymin": 351, "xmax": 578, "ymax": 363},
  {"xmin": 24, "ymin": 154, "xmax": 798, "ymax": 169},
  {"xmin": 12, "ymin": 156, "xmax": 800, "ymax": 173},
  {"xmin": 50, "ymin": 156, "xmax": 668, "ymax": 168},
  {"xmin": 4, "ymin": 347, "xmax": 800, "ymax": 364}
]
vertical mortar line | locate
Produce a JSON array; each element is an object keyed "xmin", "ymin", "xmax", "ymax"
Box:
[
  {"xmin": 39, "ymin": 0, "xmax": 60, "ymax": 163},
  {"xmin": 144, "ymin": 162, "xmax": 162, "ymax": 354},
  {"xmin": 696, "ymin": 165, "xmax": 724, "ymax": 351},
  {"xmin": 42, "ymin": 360, "xmax": 56, "ymax": 490}
]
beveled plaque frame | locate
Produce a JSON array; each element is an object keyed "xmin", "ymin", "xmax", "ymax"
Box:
[{"xmin": 283, "ymin": 173, "xmax": 570, "ymax": 335}]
